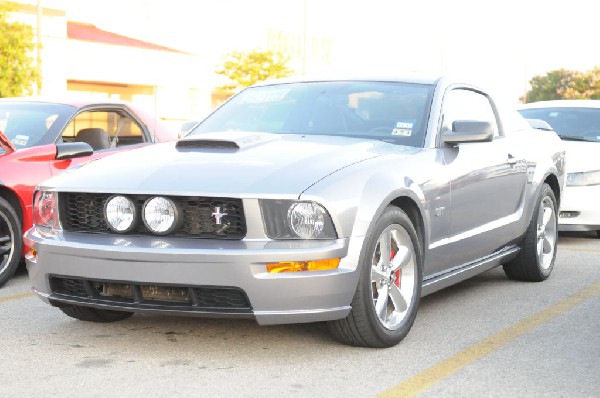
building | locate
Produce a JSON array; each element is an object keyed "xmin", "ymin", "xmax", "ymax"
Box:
[{"xmin": 11, "ymin": 0, "xmax": 211, "ymax": 131}]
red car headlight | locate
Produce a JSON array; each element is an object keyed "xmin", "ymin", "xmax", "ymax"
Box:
[{"xmin": 33, "ymin": 190, "xmax": 59, "ymax": 230}]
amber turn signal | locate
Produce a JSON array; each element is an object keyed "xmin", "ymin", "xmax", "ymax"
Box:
[{"xmin": 266, "ymin": 258, "xmax": 340, "ymax": 273}]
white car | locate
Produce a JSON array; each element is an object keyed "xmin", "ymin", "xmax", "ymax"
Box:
[{"xmin": 519, "ymin": 100, "xmax": 600, "ymax": 237}]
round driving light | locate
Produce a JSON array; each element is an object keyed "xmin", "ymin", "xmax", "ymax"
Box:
[
  {"xmin": 143, "ymin": 197, "xmax": 179, "ymax": 235},
  {"xmin": 104, "ymin": 195, "xmax": 136, "ymax": 233},
  {"xmin": 288, "ymin": 202, "xmax": 326, "ymax": 239}
]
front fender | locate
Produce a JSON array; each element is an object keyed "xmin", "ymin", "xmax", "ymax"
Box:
[
  {"xmin": 299, "ymin": 153, "xmax": 433, "ymax": 276},
  {"xmin": 300, "ymin": 161, "xmax": 428, "ymax": 239}
]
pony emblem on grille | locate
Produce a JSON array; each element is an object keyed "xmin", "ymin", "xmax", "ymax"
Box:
[{"xmin": 211, "ymin": 206, "xmax": 228, "ymax": 225}]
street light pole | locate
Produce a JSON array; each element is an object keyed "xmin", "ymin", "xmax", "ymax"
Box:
[
  {"xmin": 36, "ymin": 0, "xmax": 42, "ymax": 95},
  {"xmin": 302, "ymin": 0, "xmax": 307, "ymax": 75}
]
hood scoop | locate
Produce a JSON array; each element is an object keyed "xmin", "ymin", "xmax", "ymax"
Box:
[
  {"xmin": 176, "ymin": 139, "xmax": 239, "ymax": 149},
  {"xmin": 176, "ymin": 131, "xmax": 280, "ymax": 150}
]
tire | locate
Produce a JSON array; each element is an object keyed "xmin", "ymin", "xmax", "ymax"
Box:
[
  {"xmin": 0, "ymin": 197, "xmax": 22, "ymax": 288},
  {"xmin": 328, "ymin": 206, "xmax": 423, "ymax": 348},
  {"xmin": 503, "ymin": 183, "xmax": 558, "ymax": 282},
  {"xmin": 59, "ymin": 304, "xmax": 134, "ymax": 323}
]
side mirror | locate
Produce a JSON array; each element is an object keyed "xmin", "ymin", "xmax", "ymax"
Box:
[
  {"xmin": 0, "ymin": 129, "xmax": 16, "ymax": 153},
  {"xmin": 526, "ymin": 118, "xmax": 554, "ymax": 131},
  {"xmin": 442, "ymin": 120, "xmax": 494, "ymax": 144},
  {"xmin": 55, "ymin": 142, "xmax": 93, "ymax": 160}
]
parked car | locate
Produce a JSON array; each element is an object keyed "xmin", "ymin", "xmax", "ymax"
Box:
[
  {"xmin": 519, "ymin": 100, "xmax": 600, "ymax": 237},
  {"xmin": 0, "ymin": 98, "xmax": 177, "ymax": 287},
  {"xmin": 25, "ymin": 77, "xmax": 565, "ymax": 347}
]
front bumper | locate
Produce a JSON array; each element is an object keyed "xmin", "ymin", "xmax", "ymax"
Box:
[
  {"xmin": 25, "ymin": 228, "xmax": 363, "ymax": 325},
  {"xmin": 558, "ymin": 185, "xmax": 600, "ymax": 232}
]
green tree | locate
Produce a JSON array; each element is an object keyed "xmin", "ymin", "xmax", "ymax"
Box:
[
  {"xmin": 523, "ymin": 67, "xmax": 600, "ymax": 103},
  {"xmin": 0, "ymin": 2, "xmax": 38, "ymax": 98},
  {"xmin": 215, "ymin": 49, "xmax": 294, "ymax": 95},
  {"xmin": 559, "ymin": 67, "xmax": 600, "ymax": 100}
]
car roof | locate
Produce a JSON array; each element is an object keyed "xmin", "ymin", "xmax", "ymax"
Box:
[
  {"xmin": 0, "ymin": 96, "xmax": 130, "ymax": 108},
  {"xmin": 519, "ymin": 100, "xmax": 600, "ymax": 109}
]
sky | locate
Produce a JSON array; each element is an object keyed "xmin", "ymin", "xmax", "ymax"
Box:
[{"xmin": 67, "ymin": 0, "xmax": 600, "ymax": 103}]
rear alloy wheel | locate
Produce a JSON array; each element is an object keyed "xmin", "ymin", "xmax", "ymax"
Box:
[
  {"xmin": 0, "ymin": 197, "xmax": 22, "ymax": 288},
  {"xmin": 328, "ymin": 207, "xmax": 422, "ymax": 348},
  {"xmin": 504, "ymin": 183, "xmax": 558, "ymax": 281},
  {"xmin": 59, "ymin": 304, "xmax": 134, "ymax": 323}
]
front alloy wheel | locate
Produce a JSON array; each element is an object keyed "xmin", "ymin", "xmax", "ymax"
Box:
[
  {"xmin": 371, "ymin": 225, "xmax": 416, "ymax": 330},
  {"xmin": 328, "ymin": 206, "xmax": 422, "ymax": 348}
]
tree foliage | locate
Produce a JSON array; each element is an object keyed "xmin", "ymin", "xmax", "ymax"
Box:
[
  {"xmin": 215, "ymin": 49, "xmax": 294, "ymax": 95},
  {"xmin": 0, "ymin": 2, "xmax": 38, "ymax": 98},
  {"xmin": 524, "ymin": 67, "xmax": 600, "ymax": 103}
]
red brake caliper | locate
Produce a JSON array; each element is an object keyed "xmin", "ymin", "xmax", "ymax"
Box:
[{"xmin": 390, "ymin": 250, "xmax": 401, "ymax": 287}]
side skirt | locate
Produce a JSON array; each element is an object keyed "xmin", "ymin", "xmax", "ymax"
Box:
[{"xmin": 421, "ymin": 245, "xmax": 521, "ymax": 296}]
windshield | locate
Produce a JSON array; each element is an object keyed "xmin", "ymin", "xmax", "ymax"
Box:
[
  {"xmin": 519, "ymin": 107, "xmax": 600, "ymax": 142},
  {"xmin": 0, "ymin": 102, "xmax": 75, "ymax": 152},
  {"xmin": 192, "ymin": 81, "xmax": 433, "ymax": 147}
]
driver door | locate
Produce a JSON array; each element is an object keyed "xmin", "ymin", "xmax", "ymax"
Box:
[{"xmin": 435, "ymin": 88, "xmax": 527, "ymax": 271}]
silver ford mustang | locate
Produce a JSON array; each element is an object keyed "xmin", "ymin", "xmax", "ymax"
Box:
[{"xmin": 25, "ymin": 76, "xmax": 566, "ymax": 347}]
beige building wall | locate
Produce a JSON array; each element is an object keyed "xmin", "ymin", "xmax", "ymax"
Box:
[{"xmin": 11, "ymin": 0, "xmax": 212, "ymax": 131}]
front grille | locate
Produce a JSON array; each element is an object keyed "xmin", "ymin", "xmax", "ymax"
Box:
[
  {"xmin": 49, "ymin": 277, "xmax": 252, "ymax": 311},
  {"xmin": 59, "ymin": 193, "xmax": 246, "ymax": 239}
]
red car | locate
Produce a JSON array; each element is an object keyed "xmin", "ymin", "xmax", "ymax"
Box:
[{"xmin": 0, "ymin": 98, "xmax": 177, "ymax": 287}]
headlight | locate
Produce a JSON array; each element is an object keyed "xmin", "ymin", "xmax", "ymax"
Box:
[
  {"xmin": 33, "ymin": 190, "xmax": 59, "ymax": 230},
  {"xmin": 260, "ymin": 200, "xmax": 337, "ymax": 239},
  {"xmin": 104, "ymin": 195, "xmax": 136, "ymax": 233},
  {"xmin": 288, "ymin": 202, "xmax": 327, "ymax": 238},
  {"xmin": 566, "ymin": 170, "xmax": 600, "ymax": 186},
  {"xmin": 142, "ymin": 197, "xmax": 180, "ymax": 235}
]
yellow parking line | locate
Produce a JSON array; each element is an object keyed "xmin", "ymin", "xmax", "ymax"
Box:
[
  {"xmin": 0, "ymin": 292, "xmax": 34, "ymax": 303},
  {"xmin": 378, "ymin": 280, "xmax": 600, "ymax": 398},
  {"xmin": 559, "ymin": 247, "xmax": 600, "ymax": 253}
]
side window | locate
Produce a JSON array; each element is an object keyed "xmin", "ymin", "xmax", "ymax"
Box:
[
  {"xmin": 441, "ymin": 89, "xmax": 499, "ymax": 137},
  {"xmin": 62, "ymin": 110, "xmax": 145, "ymax": 150}
]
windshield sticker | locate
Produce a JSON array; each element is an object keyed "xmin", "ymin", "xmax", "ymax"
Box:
[
  {"xmin": 396, "ymin": 121, "xmax": 414, "ymax": 129},
  {"xmin": 392, "ymin": 128, "xmax": 412, "ymax": 136},
  {"xmin": 239, "ymin": 88, "xmax": 290, "ymax": 104},
  {"xmin": 11, "ymin": 134, "xmax": 29, "ymax": 147},
  {"xmin": 392, "ymin": 121, "xmax": 414, "ymax": 136}
]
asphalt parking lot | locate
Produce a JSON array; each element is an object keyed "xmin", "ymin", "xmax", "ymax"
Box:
[{"xmin": 1, "ymin": 232, "xmax": 598, "ymax": 398}]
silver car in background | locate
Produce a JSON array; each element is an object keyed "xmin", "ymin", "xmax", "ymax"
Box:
[{"xmin": 25, "ymin": 76, "xmax": 566, "ymax": 347}]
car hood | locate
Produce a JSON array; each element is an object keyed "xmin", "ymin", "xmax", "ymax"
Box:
[
  {"xmin": 562, "ymin": 140, "xmax": 600, "ymax": 172},
  {"xmin": 42, "ymin": 132, "xmax": 414, "ymax": 196}
]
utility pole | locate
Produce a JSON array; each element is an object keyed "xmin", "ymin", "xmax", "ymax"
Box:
[
  {"xmin": 302, "ymin": 0, "xmax": 307, "ymax": 75},
  {"xmin": 36, "ymin": 0, "xmax": 42, "ymax": 95}
]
